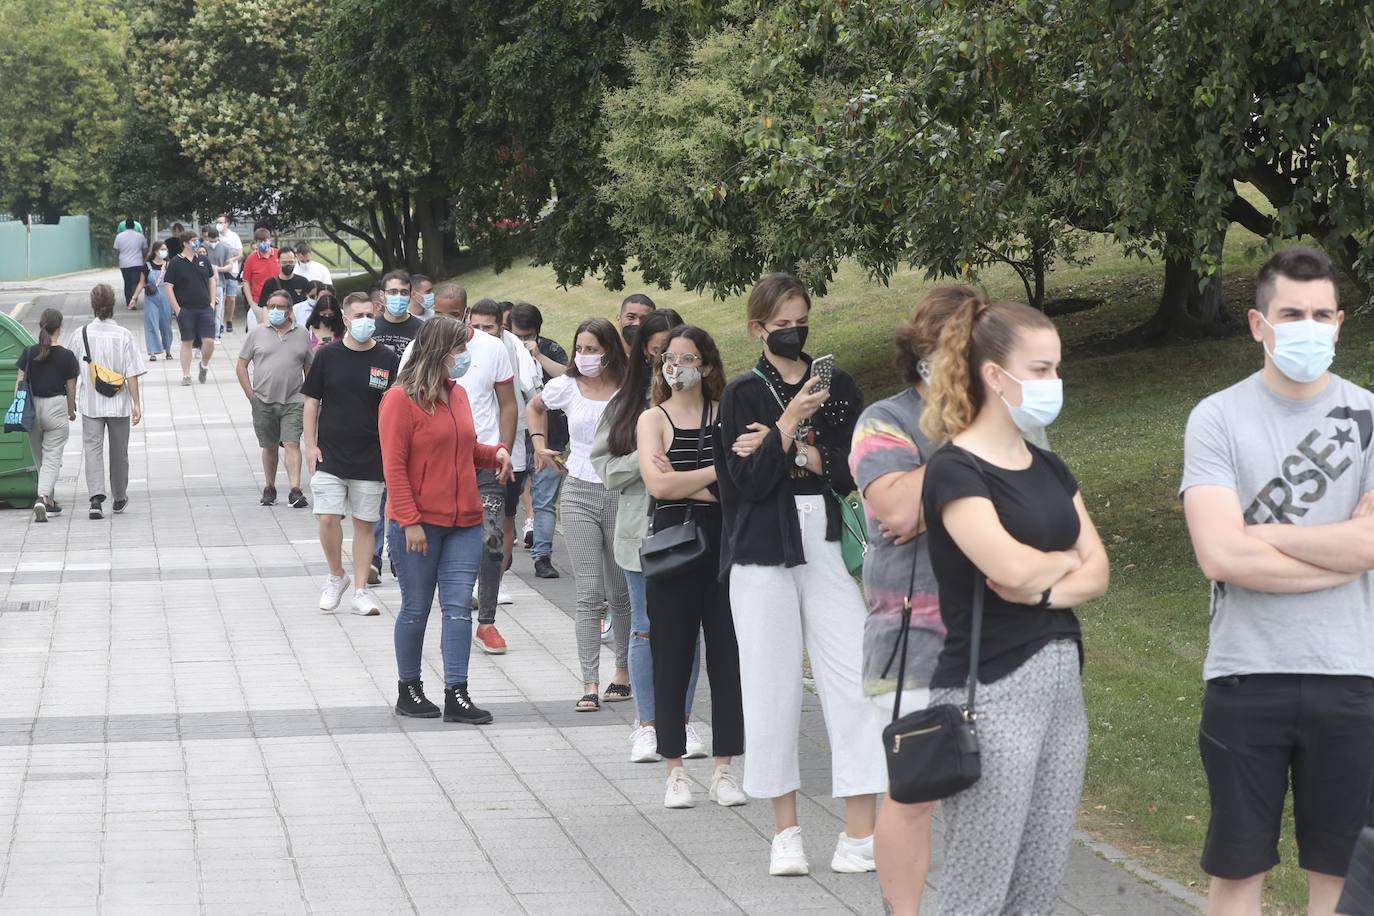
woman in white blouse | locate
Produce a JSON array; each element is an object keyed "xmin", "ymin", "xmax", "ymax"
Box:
[{"xmin": 527, "ymin": 317, "xmax": 631, "ymax": 711}]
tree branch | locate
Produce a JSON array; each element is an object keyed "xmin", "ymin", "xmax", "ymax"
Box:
[
  {"xmin": 318, "ymin": 222, "xmax": 379, "ymax": 280},
  {"xmin": 1224, "ymin": 194, "xmax": 1278, "ymax": 238}
]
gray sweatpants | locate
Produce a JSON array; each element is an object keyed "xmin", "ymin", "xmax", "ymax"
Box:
[
  {"xmin": 82, "ymin": 415, "xmax": 130, "ymax": 502},
  {"xmin": 560, "ymin": 476, "xmax": 630, "ymax": 685},
  {"xmin": 931, "ymin": 639, "xmax": 1087, "ymax": 916},
  {"xmin": 28, "ymin": 396, "xmax": 69, "ymax": 501}
]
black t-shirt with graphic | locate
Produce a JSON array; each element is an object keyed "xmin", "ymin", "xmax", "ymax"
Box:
[
  {"xmin": 373, "ymin": 314, "xmax": 423, "ymax": 363},
  {"xmin": 923, "ymin": 443, "xmax": 1083, "ymax": 687},
  {"xmin": 260, "ymin": 274, "xmax": 312, "ymax": 307},
  {"xmin": 300, "ymin": 340, "xmax": 398, "ymax": 481}
]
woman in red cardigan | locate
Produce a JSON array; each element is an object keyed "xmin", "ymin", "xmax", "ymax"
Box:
[{"xmin": 380, "ymin": 317, "xmax": 512, "ymax": 725}]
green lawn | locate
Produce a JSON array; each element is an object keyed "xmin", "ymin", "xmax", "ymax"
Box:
[{"xmin": 444, "ymin": 226, "xmax": 1368, "ymax": 913}]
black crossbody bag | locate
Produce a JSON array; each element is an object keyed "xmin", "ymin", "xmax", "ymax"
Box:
[
  {"xmin": 881, "ymin": 471, "xmax": 984, "ymax": 803},
  {"xmin": 639, "ymin": 401, "xmax": 711, "ymax": 579}
]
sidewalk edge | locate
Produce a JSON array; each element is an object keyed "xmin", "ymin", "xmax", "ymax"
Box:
[{"xmin": 1073, "ymin": 829, "xmax": 1206, "ymax": 913}]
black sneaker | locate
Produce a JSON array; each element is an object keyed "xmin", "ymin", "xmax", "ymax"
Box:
[
  {"xmin": 395, "ymin": 680, "xmax": 440, "ymax": 718},
  {"xmin": 224, "ymin": 321, "xmax": 233, "ymax": 333},
  {"xmin": 112, "ymin": 497, "xmax": 128, "ymax": 513},
  {"xmin": 534, "ymin": 557, "xmax": 560, "ymax": 579},
  {"xmin": 260, "ymin": 486, "xmax": 277, "ymax": 506},
  {"xmin": 89, "ymin": 495, "xmax": 105, "ymax": 520},
  {"xmin": 444, "ymin": 683, "xmax": 493, "ymax": 724},
  {"xmin": 368, "ymin": 556, "xmax": 382, "ymax": 586},
  {"xmin": 287, "ymin": 487, "xmax": 307, "ymax": 508}
]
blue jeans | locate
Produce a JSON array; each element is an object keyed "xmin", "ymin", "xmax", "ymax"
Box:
[
  {"xmin": 143, "ymin": 289, "xmax": 173, "ymax": 354},
  {"xmin": 390, "ymin": 521, "xmax": 481, "ymax": 687},
  {"xmin": 530, "ymin": 465, "xmax": 562, "ymax": 561},
  {"xmin": 625, "ymin": 568, "xmax": 700, "ymax": 724}
]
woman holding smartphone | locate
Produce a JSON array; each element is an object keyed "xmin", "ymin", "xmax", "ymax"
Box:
[{"xmin": 716, "ymin": 273, "xmax": 885, "ymax": 877}]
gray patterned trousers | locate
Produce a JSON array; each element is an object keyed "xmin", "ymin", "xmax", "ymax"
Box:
[
  {"xmin": 560, "ymin": 476, "xmax": 630, "ymax": 685},
  {"xmin": 930, "ymin": 639, "xmax": 1087, "ymax": 916}
]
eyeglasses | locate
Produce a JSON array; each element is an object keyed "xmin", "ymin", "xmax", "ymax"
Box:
[
  {"xmin": 661, "ymin": 353, "xmax": 702, "ymax": 366},
  {"xmin": 385, "ymin": 288, "xmax": 411, "ymax": 297}
]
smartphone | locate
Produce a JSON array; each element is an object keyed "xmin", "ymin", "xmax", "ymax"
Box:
[{"xmin": 810, "ymin": 354, "xmax": 835, "ymax": 392}]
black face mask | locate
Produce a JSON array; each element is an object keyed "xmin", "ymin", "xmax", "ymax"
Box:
[
  {"xmin": 622, "ymin": 324, "xmax": 640, "ymax": 346},
  {"xmin": 281, "ymin": 264, "xmax": 295, "ymax": 275},
  {"xmin": 765, "ymin": 325, "xmax": 808, "ymax": 361}
]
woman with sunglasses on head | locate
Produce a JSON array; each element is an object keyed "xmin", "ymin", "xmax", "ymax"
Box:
[
  {"xmin": 716, "ymin": 272, "xmax": 885, "ymax": 877},
  {"xmin": 918, "ymin": 298, "xmax": 1108, "ymax": 915},
  {"xmin": 380, "ymin": 317, "xmax": 512, "ymax": 725},
  {"xmin": 592, "ymin": 309, "xmax": 706, "ymax": 763},
  {"xmin": 527, "ymin": 317, "xmax": 632, "ymax": 711},
  {"xmin": 637, "ymin": 325, "xmax": 746, "ymax": 810}
]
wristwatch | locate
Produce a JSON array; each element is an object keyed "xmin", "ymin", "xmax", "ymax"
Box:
[{"xmin": 794, "ymin": 438, "xmax": 809, "ymax": 468}]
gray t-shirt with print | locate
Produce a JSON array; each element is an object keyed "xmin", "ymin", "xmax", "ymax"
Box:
[{"xmin": 1181, "ymin": 371, "xmax": 1374, "ymax": 680}]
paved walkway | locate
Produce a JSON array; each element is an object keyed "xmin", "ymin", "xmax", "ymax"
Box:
[{"xmin": 0, "ymin": 291, "xmax": 1202, "ymax": 914}]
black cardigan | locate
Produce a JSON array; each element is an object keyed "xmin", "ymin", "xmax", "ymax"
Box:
[{"xmin": 714, "ymin": 353, "xmax": 863, "ymax": 580}]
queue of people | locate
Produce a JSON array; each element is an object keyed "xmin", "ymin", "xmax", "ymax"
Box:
[{"xmin": 22, "ymin": 241, "xmax": 1374, "ymax": 914}]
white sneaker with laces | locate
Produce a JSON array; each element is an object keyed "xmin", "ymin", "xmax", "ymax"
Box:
[
  {"xmin": 319, "ymin": 574, "xmax": 350, "ymax": 611},
  {"xmin": 769, "ymin": 826, "xmax": 809, "ymax": 876},
  {"xmin": 497, "ymin": 586, "xmax": 513, "ymax": 605},
  {"xmin": 629, "ymin": 724, "xmax": 659, "ymax": 763},
  {"xmin": 708, "ymin": 765, "xmax": 747, "ymax": 807},
  {"xmin": 830, "ymin": 831, "xmax": 876, "ymax": 873},
  {"xmin": 684, "ymin": 722, "xmax": 707, "ymax": 759},
  {"xmin": 663, "ymin": 766, "xmax": 695, "ymax": 809},
  {"xmin": 351, "ymin": 588, "xmax": 380, "ymax": 616}
]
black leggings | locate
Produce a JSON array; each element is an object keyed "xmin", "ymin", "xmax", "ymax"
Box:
[{"xmin": 646, "ymin": 504, "xmax": 744, "ymax": 760}]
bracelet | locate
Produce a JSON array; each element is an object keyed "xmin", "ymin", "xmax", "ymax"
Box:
[{"xmin": 530, "ymin": 432, "xmax": 545, "ymax": 439}]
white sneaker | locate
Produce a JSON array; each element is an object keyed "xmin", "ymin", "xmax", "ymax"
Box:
[
  {"xmin": 769, "ymin": 826, "xmax": 809, "ymax": 876},
  {"xmin": 319, "ymin": 574, "xmax": 350, "ymax": 611},
  {"xmin": 663, "ymin": 766, "xmax": 695, "ymax": 809},
  {"xmin": 830, "ymin": 832, "xmax": 876, "ymax": 874},
  {"xmin": 32, "ymin": 500, "xmax": 46, "ymax": 523},
  {"xmin": 629, "ymin": 724, "xmax": 659, "ymax": 763},
  {"xmin": 684, "ymin": 722, "xmax": 707, "ymax": 759},
  {"xmin": 600, "ymin": 611, "xmax": 612, "ymax": 642},
  {"xmin": 708, "ymin": 765, "xmax": 747, "ymax": 807},
  {"xmin": 351, "ymin": 588, "xmax": 380, "ymax": 616},
  {"xmin": 497, "ymin": 586, "xmax": 513, "ymax": 605}
]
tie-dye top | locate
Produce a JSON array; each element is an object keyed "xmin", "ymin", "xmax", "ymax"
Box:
[{"xmin": 849, "ymin": 386, "xmax": 945, "ymax": 696}]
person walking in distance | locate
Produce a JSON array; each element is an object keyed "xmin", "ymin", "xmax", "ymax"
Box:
[
  {"xmin": 135, "ymin": 240, "xmax": 174, "ymax": 361},
  {"xmin": 236, "ymin": 289, "xmax": 312, "ymax": 509},
  {"xmin": 527, "ymin": 318, "xmax": 631, "ymax": 709},
  {"xmin": 510, "ymin": 303, "xmax": 568, "ymax": 579},
  {"xmin": 15, "ymin": 309, "xmax": 78, "ymax": 522},
  {"xmin": 293, "ymin": 241, "xmax": 333, "ymax": 288},
  {"xmin": 716, "ymin": 273, "xmax": 883, "ymax": 877},
  {"xmin": 68, "ymin": 285, "xmax": 145, "ymax": 520},
  {"xmin": 918, "ymin": 296, "xmax": 1108, "ymax": 915},
  {"xmin": 1182, "ymin": 247, "xmax": 1374, "ymax": 916},
  {"xmin": 240, "ymin": 228, "xmax": 279, "ymax": 332},
  {"xmin": 637, "ymin": 325, "xmax": 746, "ymax": 810},
  {"xmin": 381, "ymin": 318, "xmax": 513, "ymax": 725},
  {"xmin": 113, "ymin": 219, "xmax": 147, "ymax": 309},
  {"xmin": 592, "ymin": 309, "xmax": 705, "ymax": 763},
  {"xmin": 214, "ymin": 215, "xmax": 243, "ymax": 332},
  {"xmin": 302, "ymin": 292, "xmax": 397, "ymax": 617},
  {"xmin": 163, "ymin": 231, "xmax": 217, "ymax": 386},
  {"xmin": 850, "ymin": 288, "xmax": 977, "ymax": 915}
]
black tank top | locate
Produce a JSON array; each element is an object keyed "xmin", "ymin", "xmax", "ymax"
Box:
[{"xmin": 651, "ymin": 404, "xmax": 719, "ymax": 524}]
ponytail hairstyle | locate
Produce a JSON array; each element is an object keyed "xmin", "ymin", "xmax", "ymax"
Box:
[
  {"xmin": 396, "ymin": 314, "xmax": 466, "ymax": 414},
  {"xmin": 651, "ymin": 325, "xmax": 725, "ymax": 406},
  {"xmin": 919, "ymin": 299, "xmax": 1055, "ymax": 443},
  {"xmin": 605, "ymin": 308, "xmax": 683, "ymax": 456},
  {"xmin": 896, "ymin": 286, "xmax": 987, "ymax": 385},
  {"xmin": 34, "ymin": 308, "xmax": 63, "ymax": 362}
]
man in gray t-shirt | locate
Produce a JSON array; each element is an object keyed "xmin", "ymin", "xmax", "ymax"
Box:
[
  {"xmin": 235, "ymin": 289, "xmax": 312, "ymax": 509},
  {"xmin": 1180, "ymin": 245, "xmax": 1374, "ymax": 909}
]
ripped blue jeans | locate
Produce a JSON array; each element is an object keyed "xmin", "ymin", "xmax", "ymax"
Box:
[{"xmin": 390, "ymin": 521, "xmax": 482, "ymax": 688}]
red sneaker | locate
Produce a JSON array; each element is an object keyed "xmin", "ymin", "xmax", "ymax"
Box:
[{"xmin": 473, "ymin": 624, "xmax": 508, "ymax": 655}]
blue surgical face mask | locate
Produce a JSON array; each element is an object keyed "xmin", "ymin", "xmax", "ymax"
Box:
[
  {"xmin": 257, "ymin": 241, "xmax": 271, "ymax": 254},
  {"xmin": 348, "ymin": 316, "xmax": 376, "ymax": 343},
  {"xmin": 384, "ymin": 294, "xmax": 409, "ymax": 317},
  {"xmin": 422, "ymin": 292, "xmax": 435, "ymax": 309},
  {"xmin": 1260, "ymin": 314, "xmax": 1337, "ymax": 384},
  {"xmin": 448, "ymin": 350, "xmax": 472, "ymax": 379},
  {"xmin": 267, "ymin": 308, "xmax": 287, "ymax": 327},
  {"xmin": 996, "ymin": 367, "xmax": 1063, "ymax": 433}
]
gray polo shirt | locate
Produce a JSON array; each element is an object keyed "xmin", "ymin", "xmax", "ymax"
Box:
[{"xmin": 239, "ymin": 324, "xmax": 311, "ymax": 405}]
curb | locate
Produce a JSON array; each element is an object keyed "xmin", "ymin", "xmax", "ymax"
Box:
[{"xmin": 1074, "ymin": 830, "xmax": 1207, "ymax": 912}]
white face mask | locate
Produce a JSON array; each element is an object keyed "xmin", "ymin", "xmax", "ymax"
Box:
[
  {"xmin": 1259, "ymin": 314, "xmax": 1337, "ymax": 384},
  {"xmin": 995, "ymin": 367, "xmax": 1063, "ymax": 433},
  {"xmin": 574, "ymin": 353, "xmax": 603, "ymax": 377},
  {"xmin": 662, "ymin": 362, "xmax": 702, "ymax": 391}
]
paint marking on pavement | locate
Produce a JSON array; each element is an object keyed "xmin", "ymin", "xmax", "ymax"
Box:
[{"xmin": 9, "ymin": 300, "xmax": 29, "ymax": 320}]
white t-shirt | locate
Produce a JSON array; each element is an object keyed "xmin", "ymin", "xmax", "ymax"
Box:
[
  {"xmin": 541, "ymin": 374, "xmax": 616, "ymax": 483},
  {"xmin": 296, "ymin": 259, "xmax": 333, "ymax": 286},
  {"xmin": 218, "ymin": 227, "xmax": 243, "ymax": 254},
  {"xmin": 398, "ymin": 326, "xmax": 513, "ymax": 446}
]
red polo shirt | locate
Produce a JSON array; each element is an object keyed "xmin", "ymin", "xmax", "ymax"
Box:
[{"xmin": 241, "ymin": 248, "xmax": 280, "ymax": 303}]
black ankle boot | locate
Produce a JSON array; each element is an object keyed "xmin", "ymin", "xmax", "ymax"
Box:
[
  {"xmin": 395, "ymin": 679, "xmax": 440, "ymax": 718},
  {"xmin": 444, "ymin": 683, "xmax": 493, "ymax": 724}
]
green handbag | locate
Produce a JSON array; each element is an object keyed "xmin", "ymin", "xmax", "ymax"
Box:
[{"xmin": 833, "ymin": 489, "xmax": 869, "ymax": 576}]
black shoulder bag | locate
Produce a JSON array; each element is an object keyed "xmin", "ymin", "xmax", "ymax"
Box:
[
  {"xmin": 638, "ymin": 400, "xmax": 711, "ymax": 579},
  {"xmin": 881, "ymin": 469, "xmax": 984, "ymax": 803}
]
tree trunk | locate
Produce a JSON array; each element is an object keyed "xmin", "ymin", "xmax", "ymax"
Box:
[
  {"xmin": 413, "ymin": 196, "xmax": 446, "ymax": 278},
  {"xmin": 1032, "ymin": 245, "xmax": 1046, "ymax": 310},
  {"xmin": 1139, "ymin": 229, "xmax": 1229, "ymax": 339}
]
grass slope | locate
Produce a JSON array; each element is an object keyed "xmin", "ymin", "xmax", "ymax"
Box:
[{"xmin": 448, "ymin": 229, "xmax": 1368, "ymax": 913}]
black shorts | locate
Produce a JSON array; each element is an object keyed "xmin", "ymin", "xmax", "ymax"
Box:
[
  {"xmin": 176, "ymin": 306, "xmax": 216, "ymax": 342},
  {"xmin": 503, "ymin": 470, "xmax": 528, "ymax": 518},
  {"xmin": 1199, "ymin": 673, "xmax": 1374, "ymax": 879}
]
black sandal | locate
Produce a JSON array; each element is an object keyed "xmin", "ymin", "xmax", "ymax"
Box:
[
  {"xmin": 603, "ymin": 683, "xmax": 632, "ymax": 703},
  {"xmin": 575, "ymin": 693, "xmax": 600, "ymax": 712}
]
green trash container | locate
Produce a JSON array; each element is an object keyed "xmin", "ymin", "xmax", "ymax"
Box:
[{"xmin": 0, "ymin": 311, "xmax": 38, "ymax": 507}]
